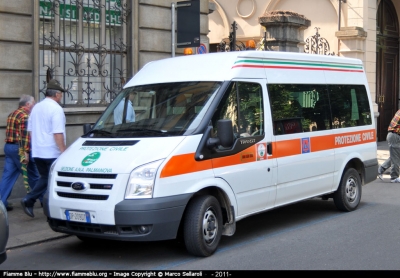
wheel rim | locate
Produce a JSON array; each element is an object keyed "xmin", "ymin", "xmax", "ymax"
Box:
[
  {"xmin": 202, "ymin": 207, "xmax": 218, "ymax": 245},
  {"xmin": 345, "ymin": 175, "xmax": 358, "ymax": 203}
]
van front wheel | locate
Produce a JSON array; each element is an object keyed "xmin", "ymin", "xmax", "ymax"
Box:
[
  {"xmin": 183, "ymin": 195, "xmax": 222, "ymax": 257},
  {"xmin": 333, "ymin": 168, "xmax": 362, "ymax": 212}
]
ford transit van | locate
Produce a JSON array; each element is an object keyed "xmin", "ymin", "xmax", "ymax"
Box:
[{"xmin": 44, "ymin": 51, "xmax": 378, "ymax": 257}]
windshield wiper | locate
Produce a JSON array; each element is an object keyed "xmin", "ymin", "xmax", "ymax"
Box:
[
  {"xmin": 87, "ymin": 129, "xmax": 116, "ymax": 138},
  {"xmin": 117, "ymin": 128, "xmax": 169, "ymax": 135}
]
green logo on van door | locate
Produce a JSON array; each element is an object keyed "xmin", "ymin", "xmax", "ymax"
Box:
[{"xmin": 82, "ymin": 152, "xmax": 101, "ymax": 166}]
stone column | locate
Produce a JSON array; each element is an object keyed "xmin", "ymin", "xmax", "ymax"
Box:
[
  {"xmin": 259, "ymin": 11, "xmax": 311, "ymax": 52},
  {"xmin": 335, "ymin": 26, "xmax": 367, "ymax": 60}
]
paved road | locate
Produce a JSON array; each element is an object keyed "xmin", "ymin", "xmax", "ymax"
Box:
[{"xmin": 1, "ymin": 175, "xmax": 399, "ymax": 271}]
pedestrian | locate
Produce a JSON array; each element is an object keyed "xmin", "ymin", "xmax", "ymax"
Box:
[
  {"xmin": 0, "ymin": 95, "xmax": 39, "ymax": 211},
  {"xmin": 114, "ymin": 92, "xmax": 136, "ymax": 124},
  {"xmin": 378, "ymin": 157, "xmax": 392, "ymax": 180},
  {"xmin": 380, "ymin": 109, "xmax": 400, "ymax": 183},
  {"xmin": 20, "ymin": 79, "xmax": 66, "ymax": 218}
]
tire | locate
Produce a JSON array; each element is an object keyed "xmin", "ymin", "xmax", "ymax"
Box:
[
  {"xmin": 333, "ymin": 168, "xmax": 362, "ymax": 212},
  {"xmin": 183, "ymin": 195, "xmax": 223, "ymax": 257}
]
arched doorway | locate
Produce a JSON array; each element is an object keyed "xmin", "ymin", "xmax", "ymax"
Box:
[{"xmin": 376, "ymin": 0, "xmax": 399, "ymax": 141}]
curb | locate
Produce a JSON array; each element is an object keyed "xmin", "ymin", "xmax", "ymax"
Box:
[{"xmin": 6, "ymin": 235, "xmax": 71, "ymax": 251}]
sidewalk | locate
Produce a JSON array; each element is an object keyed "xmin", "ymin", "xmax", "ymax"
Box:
[
  {"xmin": 0, "ymin": 158, "xmax": 68, "ymax": 250},
  {"xmin": 5, "ymin": 198, "xmax": 69, "ymax": 249},
  {"xmin": 0, "ymin": 141, "xmax": 391, "ymax": 250}
]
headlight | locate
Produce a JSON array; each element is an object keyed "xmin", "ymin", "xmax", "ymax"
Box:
[{"xmin": 125, "ymin": 159, "xmax": 164, "ymax": 199}]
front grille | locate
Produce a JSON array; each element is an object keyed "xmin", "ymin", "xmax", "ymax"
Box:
[
  {"xmin": 57, "ymin": 181, "xmax": 71, "ymax": 187},
  {"xmin": 57, "ymin": 192, "xmax": 109, "ymax": 200},
  {"xmin": 57, "ymin": 181, "xmax": 113, "ymax": 190},
  {"xmin": 58, "ymin": 172, "xmax": 117, "ymax": 179},
  {"xmin": 90, "ymin": 184, "xmax": 113, "ymax": 190}
]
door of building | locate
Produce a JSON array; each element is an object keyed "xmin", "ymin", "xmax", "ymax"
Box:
[{"xmin": 376, "ymin": 0, "xmax": 399, "ymax": 141}]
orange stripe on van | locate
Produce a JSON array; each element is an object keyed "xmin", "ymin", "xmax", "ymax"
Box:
[
  {"xmin": 272, "ymin": 139, "xmax": 302, "ymax": 158},
  {"xmin": 160, "ymin": 146, "xmax": 256, "ymax": 178},
  {"xmin": 271, "ymin": 129, "xmax": 376, "ymax": 157},
  {"xmin": 311, "ymin": 135, "xmax": 334, "ymax": 152},
  {"xmin": 160, "ymin": 129, "xmax": 376, "ymax": 178},
  {"xmin": 212, "ymin": 146, "xmax": 256, "ymax": 168},
  {"xmin": 331, "ymin": 129, "xmax": 376, "ymax": 147},
  {"xmin": 160, "ymin": 153, "xmax": 213, "ymax": 178}
]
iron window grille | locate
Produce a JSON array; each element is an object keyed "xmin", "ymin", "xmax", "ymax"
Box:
[{"xmin": 39, "ymin": 0, "xmax": 130, "ymax": 107}]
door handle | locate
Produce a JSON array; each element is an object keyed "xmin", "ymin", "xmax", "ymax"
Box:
[{"xmin": 267, "ymin": 142, "xmax": 272, "ymax": 155}]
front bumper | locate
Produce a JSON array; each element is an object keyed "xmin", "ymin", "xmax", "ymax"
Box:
[
  {"xmin": 0, "ymin": 251, "xmax": 6, "ymax": 265},
  {"xmin": 364, "ymin": 158, "xmax": 378, "ymax": 184},
  {"xmin": 47, "ymin": 193, "xmax": 193, "ymax": 241}
]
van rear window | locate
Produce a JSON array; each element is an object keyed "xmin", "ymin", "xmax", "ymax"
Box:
[{"xmin": 268, "ymin": 84, "xmax": 372, "ymax": 135}]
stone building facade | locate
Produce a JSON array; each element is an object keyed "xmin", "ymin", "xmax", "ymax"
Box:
[
  {"xmin": 0, "ymin": 0, "xmax": 212, "ymax": 156},
  {"xmin": 1, "ymin": 0, "xmax": 399, "ymax": 151},
  {"xmin": 208, "ymin": 0, "xmax": 400, "ymax": 142}
]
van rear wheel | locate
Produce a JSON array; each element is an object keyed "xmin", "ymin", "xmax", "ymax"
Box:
[
  {"xmin": 183, "ymin": 195, "xmax": 222, "ymax": 257},
  {"xmin": 333, "ymin": 168, "xmax": 362, "ymax": 212}
]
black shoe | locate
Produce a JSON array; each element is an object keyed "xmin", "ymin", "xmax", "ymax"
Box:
[
  {"xmin": 6, "ymin": 206, "xmax": 13, "ymax": 212},
  {"xmin": 20, "ymin": 199, "xmax": 34, "ymax": 218}
]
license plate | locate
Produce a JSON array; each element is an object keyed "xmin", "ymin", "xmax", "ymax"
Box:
[{"xmin": 65, "ymin": 210, "xmax": 91, "ymax": 223}]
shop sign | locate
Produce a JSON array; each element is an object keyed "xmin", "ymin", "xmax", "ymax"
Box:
[{"xmin": 39, "ymin": 0, "xmax": 122, "ymax": 26}]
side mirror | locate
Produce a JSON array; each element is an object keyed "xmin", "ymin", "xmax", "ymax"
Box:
[
  {"xmin": 207, "ymin": 119, "xmax": 234, "ymax": 148},
  {"xmin": 83, "ymin": 123, "xmax": 92, "ymax": 135}
]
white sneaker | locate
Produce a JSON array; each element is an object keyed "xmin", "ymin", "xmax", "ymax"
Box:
[{"xmin": 390, "ymin": 177, "xmax": 400, "ymax": 183}]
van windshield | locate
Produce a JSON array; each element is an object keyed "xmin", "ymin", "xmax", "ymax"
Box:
[{"xmin": 87, "ymin": 82, "xmax": 222, "ymax": 138}]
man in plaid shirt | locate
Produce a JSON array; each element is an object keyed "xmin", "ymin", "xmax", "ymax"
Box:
[{"xmin": 0, "ymin": 95, "xmax": 39, "ymax": 210}]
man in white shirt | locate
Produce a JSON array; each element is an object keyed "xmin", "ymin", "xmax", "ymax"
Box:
[
  {"xmin": 21, "ymin": 79, "xmax": 66, "ymax": 218},
  {"xmin": 114, "ymin": 92, "xmax": 136, "ymax": 124}
]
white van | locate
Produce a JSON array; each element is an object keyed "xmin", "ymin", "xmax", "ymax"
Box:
[{"xmin": 44, "ymin": 51, "xmax": 378, "ymax": 257}]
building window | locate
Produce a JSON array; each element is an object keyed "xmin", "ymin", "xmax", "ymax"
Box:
[{"xmin": 39, "ymin": 0, "xmax": 130, "ymax": 106}]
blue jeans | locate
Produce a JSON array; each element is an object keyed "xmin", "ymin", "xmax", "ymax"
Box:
[
  {"xmin": 0, "ymin": 143, "xmax": 40, "ymax": 207},
  {"xmin": 24, "ymin": 158, "xmax": 56, "ymax": 207}
]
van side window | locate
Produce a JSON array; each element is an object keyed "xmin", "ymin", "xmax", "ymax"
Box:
[
  {"xmin": 212, "ymin": 82, "xmax": 264, "ymax": 138},
  {"xmin": 268, "ymin": 84, "xmax": 329, "ymax": 135},
  {"xmin": 328, "ymin": 85, "xmax": 372, "ymax": 128}
]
